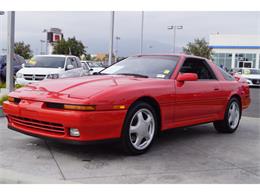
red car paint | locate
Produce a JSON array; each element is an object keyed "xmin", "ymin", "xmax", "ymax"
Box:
[{"xmin": 3, "ymin": 54, "xmax": 250, "ymax": 143}]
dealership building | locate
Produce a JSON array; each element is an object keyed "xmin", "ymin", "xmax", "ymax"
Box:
[{"xmin": 209, "ymin": 34, "xmax": 260, "ymax": 70}]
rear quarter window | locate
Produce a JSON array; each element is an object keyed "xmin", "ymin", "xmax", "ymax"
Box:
[{"xmin": 218, "ymin": 67, "xmax": 235, "ymax": 81}]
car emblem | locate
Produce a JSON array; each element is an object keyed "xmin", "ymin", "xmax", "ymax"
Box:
[{"xmin": 32, "ymin": 74, "xmax": 35, "ymax": 80}]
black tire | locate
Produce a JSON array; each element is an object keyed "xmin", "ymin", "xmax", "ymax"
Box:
[
  {"xmin": 121, "ymin": 101, "xmax": 159, "ymax": 155},
  {"xmin": 213, "ymin": 97, "xmax": 241, "ymax": 133}
]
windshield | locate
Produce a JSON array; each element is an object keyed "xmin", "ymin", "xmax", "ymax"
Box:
[
  {"xmin": 242, "ymin": 69, "xmax": 260, "ymax": 75},
  {"xmin": 25, "ymin": 56, "xmax": 65, "ymax": 68},
  {"xmin": 101, "ymin": 56, "xmax": 179, "ymax": 79},
  {"xmin": 89, "ymin": 62, "xmax": 101, "ymax": 68}
]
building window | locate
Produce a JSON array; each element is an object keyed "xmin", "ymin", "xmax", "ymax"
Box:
[
  {"xmin": 212, "ymin": 53, "xmax": 232, "ymax": 71},
  {"xmin": 235, "ymin": 53, "xmax": 256, "ymax": 68}
]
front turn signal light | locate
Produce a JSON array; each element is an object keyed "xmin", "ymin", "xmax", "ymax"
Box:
[
  {"xmin": 63, "ymin": 104, "xmax": 96, "ymax": 111},
  {"xmin": 113, "ymin": 105, "xmax": 126, "ymax": 110},
  {"xmin": 8, "ymin": 96, "xmax": 15, "ymax": 102}
]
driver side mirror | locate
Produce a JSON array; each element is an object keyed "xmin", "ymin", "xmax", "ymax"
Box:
[
  {"xmin": 66, "ymin": 64, "xmax": 74, "ymax": 70},
  {"xmin": 177, "ymin": 73, "xmax": 198, "ymax": 82}
]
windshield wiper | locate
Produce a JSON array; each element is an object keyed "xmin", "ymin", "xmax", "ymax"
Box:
[{"xmin": 116, "ymin": 73, "xmax": 149, "ymax": 78}]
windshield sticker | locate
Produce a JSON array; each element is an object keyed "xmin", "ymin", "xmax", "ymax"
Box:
[
  {"xmin": 156, "ymin": 74, "xmax": 165, "ymax": 78},
  {"xmin": 244, "ymin": 69, "xmax": 250, "ymax": 75},
  {"xmin": 28, "ymin": 58, "xmax": 36, "ymax": 65},
  {"xmin": 163, "ymin": 69, "xmax": 170, "ymax": 75}
]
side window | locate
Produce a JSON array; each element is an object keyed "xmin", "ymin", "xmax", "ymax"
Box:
[
  {"xmin": 71, "ymin": 58, "xmax": 78, "ymax": 68},
  {"xmin": 66, "ymin": 57, "xmax": 76, "ymax": 69},
  {"xmin": 75, "ymin": 58, "xmax": 82, "ymax": 68},
  {"xmin": 66, "ymin": 58, "xmax": 72, "ymax": 66},
  {"xmin": 180, "ymin": 58, "xmax": 216, "ymax": 80},
  {"xmin": 218, "ymin": 67, "xmax": 235, "ymax": 81}
]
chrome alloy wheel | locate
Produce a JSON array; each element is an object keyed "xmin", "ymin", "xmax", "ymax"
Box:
[
  {"xmin": 228, "ymin": 101, "xmax": 240, "ymax": 129},
  {"xmin": 129, "ymin": 108, "xmax": 155, "ymax": 150}
]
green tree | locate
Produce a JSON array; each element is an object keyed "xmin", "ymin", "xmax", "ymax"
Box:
[
  {"xmin": 52, "ymin": 37, "xmax": 86, "ymax": 57},
  {"xmin": 183, "ymin": 38, "xmax": 213, "ymax": 59},
  {"xmin": 14, "ymin": 41, "xmax": 33, "ymax": 59}
]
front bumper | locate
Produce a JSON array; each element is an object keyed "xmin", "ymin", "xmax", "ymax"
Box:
[{"xmin": 3, "ymin": 100, "xmax": 127, "ymax": 142}]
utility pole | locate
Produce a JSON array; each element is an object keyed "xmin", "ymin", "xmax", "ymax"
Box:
[
  {"xmin": 140, "ymin": 11, "xmax": 144, "ymax": 54},
  {"xmin": 40, "ymin": 40, "xmax": 45, "ymax": 55},
  {"xmin": 42, "ymin": 29, "xmax": 48, "ymax": 55},
  {"xmin": 108, "ymin": 11, "xmax": 115, "ymax": 66},
  {"xmin": 6, "ymin": 11, "xmax": 15, "ymax": 93},
  {"xmin": 115, "ymin": 36, "xmax": 120, "ymax": 62}
]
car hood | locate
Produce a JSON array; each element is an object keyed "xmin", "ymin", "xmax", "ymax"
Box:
[
  {"xmin": 17, "ymin": 67, "xmax": 64, "ymax": 75},
  {"xmin": 242, "ymin": 74, "xmax": 260, "ymax": 79},
  {"xmin": 20, "ymin": 75, "xmax": 152, "ymax": 100}
]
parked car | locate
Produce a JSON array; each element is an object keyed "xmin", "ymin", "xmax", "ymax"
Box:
[
  {"xmin": 81, "ymin": 61, "xmax": 105, "ymax": 74},
  {"xmin": 15, "ymin": 55, "xmax": 90, "ymax": 85},
  {"xmin": 3, "ymin": 54, "xmax": 250, "ymax": 155},
  {"xmin": 0, "ymin": 54, "xmax": 25, "ymax": 82},
  {"xmin": 231, "ymin": 68, "xmax": 260, "ymax": 87},
  {"xmin": 80, "ymin": 61, "xmax": 93, "ymax": 74}
]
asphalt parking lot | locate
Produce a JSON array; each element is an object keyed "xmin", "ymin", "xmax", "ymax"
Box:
[{"xmin": 0, "ymin": 88, "xmax": 259, "ymax": 184}]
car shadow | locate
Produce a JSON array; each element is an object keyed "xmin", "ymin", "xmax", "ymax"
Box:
[{"xmin": 27, "ymin": 123, "xmax": 218, "ymax": 161}]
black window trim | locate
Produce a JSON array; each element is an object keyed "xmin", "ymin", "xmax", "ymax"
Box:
[{"xmin": 177, "ymin": 57, "xmax": 218, "ymax": 81}]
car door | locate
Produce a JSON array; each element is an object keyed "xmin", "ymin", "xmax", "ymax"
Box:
[
  {"xmin": 174, "ymin": 57, "xmax": 223, "ymax": 123},
  {"xmin": 64, "ymin": 57, "xmax": 77, "ymax": 78}
]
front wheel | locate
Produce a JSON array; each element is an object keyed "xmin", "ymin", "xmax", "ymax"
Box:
[
  {"xmin": 121, "ymin": 102, "xmax": 158, "ymax": 155},
  {"xmin": 214, "ymin": 98, "xmax": 241, "ymax": 133}
]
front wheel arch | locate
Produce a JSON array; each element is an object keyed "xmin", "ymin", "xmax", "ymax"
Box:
[{"xmin": 127, "ymin": 96, "xmax": 161, "ymax": 132}]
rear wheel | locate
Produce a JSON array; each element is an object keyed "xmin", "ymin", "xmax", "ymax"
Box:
[
  {"xmin": 214, "ymin": 98, "xmax": 241, "ymax": 133},
  {"xmin": 121, "ymin": 102, "xmax": 158, "ymax": 155}
]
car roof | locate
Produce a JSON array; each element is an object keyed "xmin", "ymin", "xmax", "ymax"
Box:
[{"xmin": 34, "ymin": 54, "xmax": 77, "ymax": 58}]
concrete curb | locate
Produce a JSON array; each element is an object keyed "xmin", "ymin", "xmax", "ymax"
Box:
[{"xmin": 0, "ymin": 168, "xmax": 74, "ymax": 184}]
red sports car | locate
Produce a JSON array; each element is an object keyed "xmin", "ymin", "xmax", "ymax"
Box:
[{"xmin": 3, "ymin": 54, "xmax": 250, "ymax": 154}]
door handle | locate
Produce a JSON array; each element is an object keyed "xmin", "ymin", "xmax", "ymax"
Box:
[{"xmin": 214, "ymin": 88, "xmax": 220, "ymax": 91}]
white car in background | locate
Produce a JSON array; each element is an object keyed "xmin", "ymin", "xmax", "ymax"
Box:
[
  {"xmin": 81, "ymin": 60, "xmax": 105, "ymax": 74},
  {"xmin": 16, "ymin": 55, "xmax": 90, "ymax": 85},
  {"xmin": 232, "ymin": 68, "xmax": 260, "ymax": 87}
]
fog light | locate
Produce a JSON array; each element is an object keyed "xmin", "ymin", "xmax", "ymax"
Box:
[{"xmin": 69, "ymin": 128, "xmax": 80, "ymax": 137}]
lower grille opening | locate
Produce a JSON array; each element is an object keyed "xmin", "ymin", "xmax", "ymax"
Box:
[{"xmin": 9, "ymin": 115, "xmax": 65, "ymax": 135}]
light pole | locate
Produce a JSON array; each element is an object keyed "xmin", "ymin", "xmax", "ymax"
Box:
[
  {"xmin": 40, "ymin": 40, "xmax": 45, "ymax": 55},
  {"xmin": 42, "ymin": 29, "xmax": 48, "ymax": 55},
  {"xmin": 6, "ymin": 11, "xmax": 15, "ymax": 92},
  {"xmin": 115, "ymin": 36, "xmax": 120, "ymax": 62},
  {"xmin": 167, "ymin": 25, "xmax": 183, "ymax": 53},
  {"xmin": 108, "ymin": 11, "xmax": 115, "ymax": 66},
  {"xmin": 0, "ymin": 11, "xmax": 4, "ymax": 55},
  {"xmin": 140, "ymin": 11, "xmax": 144, "ymax": 54}
]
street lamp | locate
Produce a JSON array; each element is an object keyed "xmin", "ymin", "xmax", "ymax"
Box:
[
  {"xmin": 40, "ymin": 40, "xmax": 45, "ymax": 55},
  {"xmin": 0, "ymin": 11, "xmax": 5, "ymax": 55},
  {"xmin": 108, "ymin": 11, "xmax": 115, "ymax": 66},
  {"xmin": 140, "ymin": 11, "xmax": 144, "ymax": 54},
  {"xmin": 115, "ymin": 36, "xmax": 120, "ymax": 62},
  {"xmin": 167, "ymin": 25, "xmax": 183, "ymax": 53},
  {"xmin": 42, "ymin": 29, "xmax": 48, "ymax": 55}
]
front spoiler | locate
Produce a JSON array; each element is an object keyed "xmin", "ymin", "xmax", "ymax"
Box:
[{"xmin": 8, "ymin": 125, "xmax": 120, "ymax": 145}]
